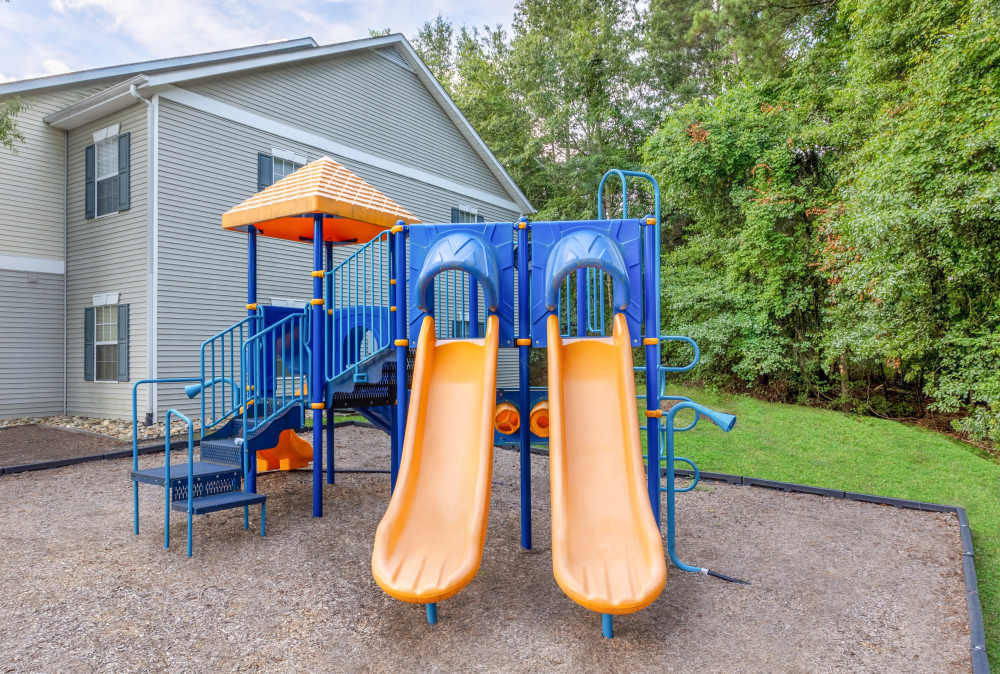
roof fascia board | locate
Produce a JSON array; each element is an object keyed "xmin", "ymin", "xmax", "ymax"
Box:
[
  {"xmin": 44, "ymin": 76, "xmax": 148, "ymax": 129},
  {"xmin": 154, "ymin": 85, "xmax": 524, "ymax": 213},
  {"xmin": 0, "ymin": 38, "xmax": 317, "ymax": 97}
]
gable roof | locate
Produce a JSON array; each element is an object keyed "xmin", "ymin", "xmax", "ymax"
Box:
[
  {"xmin": 0, "ymin": 38, "xmax": 317, "ymax": 96},
  {"xmin": 31, "ymin": 33, "xmax": 535, "ymax": 214},
  {"xmin": 222, "ymin": 156, "xmax": 420, "ymax": 244}
]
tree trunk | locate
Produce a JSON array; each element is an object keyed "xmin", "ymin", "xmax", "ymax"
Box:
[{"xmin": 839, "ymin": 353, "xmax": 850, "ymax": 412}]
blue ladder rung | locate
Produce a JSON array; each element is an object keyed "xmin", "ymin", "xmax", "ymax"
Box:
[
  {"xmin": 130, "ymin": 462, "xmax": 241, "ymax": 486},
  {"xmin": 171, "ymin": 491, "xmax": 266, "ymax": 515}
]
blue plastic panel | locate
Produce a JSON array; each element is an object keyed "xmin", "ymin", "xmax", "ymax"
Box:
[
  {"xmin": 529, "ymin": 219, "xmax": 643, "ymax": 346},
  {"xmin": 408, "ymin": 223, "xmax": 516, "ymax": 346}
]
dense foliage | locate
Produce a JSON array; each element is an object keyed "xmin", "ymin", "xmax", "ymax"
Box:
[{"xmin": 408, "ymin": 0, "xmax": 1000, "ymax": 447}]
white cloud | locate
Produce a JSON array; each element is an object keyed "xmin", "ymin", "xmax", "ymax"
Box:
[{"xmin": 42, "ymin": 59, "xmax": 72, "ymax": 75}]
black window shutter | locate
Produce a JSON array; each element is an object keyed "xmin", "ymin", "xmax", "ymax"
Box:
[
  {"xmin": 117, "ymin": 303, "xmax": 129, "ymax": 382},
  {"xmin": 257, "ymin": 153, "xmax": 272, "ymax": 191},
  {"xmin": 450, "ymin": 207, "xmax": 460, "ymax": 223},
  {"xmin": 85, "ymin": 145, "xmax": 96, "ymax": 219},
  {"xmin": 117, "ymin": 133, "xmax": 131, "ymax": 211},
  {"xmin": 83, "ymin": 307, "xmax": 95, "ymax": 381}
]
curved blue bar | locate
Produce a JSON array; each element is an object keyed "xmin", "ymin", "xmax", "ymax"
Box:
[
  {"xmin": 415, "ymin": 232, "xmax": 501, "ymax": 313},
  {"xmin": 659, "ymin": 335, "xmax": 700, "ymax": 374},
  {"xmin": 543, "ymin": 229, "xmax": 630, "ymax": 311}
]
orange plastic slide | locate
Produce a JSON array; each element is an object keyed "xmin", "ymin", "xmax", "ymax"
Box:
[
  {"xmin": 372, "ymin": 314, "xmax": 499, "ymax": 604},
  {"xmin": 546, "ymin": 312, "xmax": 666, "ymax": 615}
]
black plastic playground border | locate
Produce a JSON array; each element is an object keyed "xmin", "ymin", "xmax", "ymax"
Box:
[
  {"xmin": 0, "ymin": 420, "xmax": 378, "ymax": 477},
  {"xmin": 667, "ymin": 467, "xmax": 990, "ymax": 673},
  {"xmin": 1, "ymin": 435, "xmax": 988, "ymax": 670}
]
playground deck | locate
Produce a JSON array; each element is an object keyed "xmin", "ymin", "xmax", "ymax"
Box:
[{"xmin": 0, "ymin": 426, "xmax": 971, "ymax": 672}]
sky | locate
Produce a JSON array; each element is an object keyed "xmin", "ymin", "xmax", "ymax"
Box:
[{"xmin": 0, "ymin": 0, "xmax": 516, "ymax": 83}]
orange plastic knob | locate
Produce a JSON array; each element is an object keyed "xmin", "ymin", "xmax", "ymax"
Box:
[
  {"xmin": 494, "ymin": 402, "xmax": 521, "ymax": 435},
  {"xmin": 529, "ymin": 400, "xmax": 550, "ymax": 438}
]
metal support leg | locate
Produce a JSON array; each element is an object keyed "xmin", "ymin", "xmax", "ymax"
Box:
[
  {"xmin": 133, "ymin": 482, "xmax": 139, "ymax": 535},
  {"xmin": 426, "ymin": 603, "xmax": 438, "ymax": 625},
  {"xmin": 602, "ymin": 614, "xmax": 613, "ymax": 638},
  {"xmin": 243, "ymin": 505, "xmax": 249, "ymax": 530},
  {"xmin": 311, "ymin": 213, "xmax": 324, "ymax": 518},
  {"xmin": 325, "ymin": 406, "xmax": 335, "ymax": 485},
  {"xmin": 261, "ymin": 502, "xmax": 267, "ymax": 537},
  {"xmin": 516, "ymin": 219, "xmax": 532, "ymax": 549}
]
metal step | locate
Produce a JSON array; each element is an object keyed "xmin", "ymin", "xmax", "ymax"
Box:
[
  {"xmin": 131, "ymin": 462, "xmax": 243, "ymax": 502},
  {"xmin": 171, "ymin": 491, "xmax": 266, "ymax": 515},
  {"xmin": 200, "ymin": 438, "xmax": 242, "ymax": 466}
]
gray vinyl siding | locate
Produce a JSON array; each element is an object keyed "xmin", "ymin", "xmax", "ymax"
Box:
[
  {"xmin": 0, "ymin": 269, "xmax": 64, "ymax": 417},
  {"xmin": 184, "ymin": 48, "xmax": 508, "ymax": 199},
  {"xmin": 0, "ymin": 86, "xmax": 103, "ymax": 260},
  {"xmin": 155, "ymin": 98, "xmax": 520, "ymax": 416},
  {"xmin": 66, "ymin": 103, "xmax": 148, "ymax": 419}
]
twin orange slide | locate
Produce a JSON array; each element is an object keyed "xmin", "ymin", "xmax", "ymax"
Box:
[{"xmin": 372, "ymin": 311, "xmax": 664, "ymax": 618}]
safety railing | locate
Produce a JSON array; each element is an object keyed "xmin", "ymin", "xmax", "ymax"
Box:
[
  {"xmin": 199, "ymin": 315, "xmax": 260, "ymax": 435},
  {"xmin": 431, "ymin": 268, "xmax": 487, "ymax": 339},
  {"xmin": 241, "ymin": 311, "xmax": 310, "ymax": 436},
  {"xmin": 326, "ymin": 230, "xmax": 393, "ymax": 381},
  {"xmin": 557, "ymin": 267, "xmax": 610, "ymax": 338}
]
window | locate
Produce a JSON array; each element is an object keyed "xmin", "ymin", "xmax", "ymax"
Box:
[
  {"xmin": 451, "ymin": 206, "xmax": 484, "ymax": 224},
  {"xmin": 95, "ymin": 136, "xmax": 118, "ymax": 217},
  {"xmin": 84, "ymin": 303, "xmax": 129, "ymax": 382},
  {"xmin": 94, "ymin": 305, "xmax": 118, "ymax": 381},
  {"xmin": 85, "ymin": 125, "xmax": 130, "ymax": 219},
  {"xmin": 257, "ymin": 150, "xmax": 306, "ymax": 190}
]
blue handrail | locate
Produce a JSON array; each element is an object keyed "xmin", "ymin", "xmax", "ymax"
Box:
[
  {"xmin": 326, "ymin": 230, "xmax": 393, "ymax": 380},
  {"xmin": 164, "ymin": 408, "xmax": 197, "ymax": 557},
  {"xmin": 199, "ymin": 315, "xmax": 260, "ymax": 436},
  {"xmin": 130, "ymin": 377, "xmax": 204, "ymax": 540},
  {"xmin": 241, "ymin": 311, "xmax": 310, "ymax": 436}
]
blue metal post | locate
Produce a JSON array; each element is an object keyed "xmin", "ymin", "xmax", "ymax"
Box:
[
  {"xmin": 426, "ymin": 603, "xmax": 438, "ymax": 625},
  {"xmin": 576, "ymin": 269, "xmax": 587, "ymax": 336},
  {"xmin": 468, "ymin": 277, "xmax": 479, "ymax": 338},
  {"xmin": 388, "ymin": 230, "xmax": 400, "ymax": 489},
  {"xmin": 247, "ymin": 225, "xmax": 258, "ymax": 495},
  {"xmin": 643, "ymin": 215, "xmax": 661, "ymax": 525},
  {"xmin": 392, "ymin": 223, "xmax": 408, "ymax": 493},
  {"xmin": 602, "ymin": 614, "xmax": 614, "ymax": 638},
  {"xmin": 247, "ymin": 226, "xmax": 257, "ymax": 323},
  {"xmin": 311, "ymin": 213, "xmax": 324, "ymax": 517},
  {"xmin": 325, "ymin": 242, "xmax": 335, "ymax": 485},
  {"xmin": 517, "ymin": 219, "xmax": 532, "ymax": 549}
]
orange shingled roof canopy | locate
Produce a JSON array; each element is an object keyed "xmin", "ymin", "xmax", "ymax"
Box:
[{"xmin": 221, "ymin": 156, "xmax": 421, "ymax": 244}]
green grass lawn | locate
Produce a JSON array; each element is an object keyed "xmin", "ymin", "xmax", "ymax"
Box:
[{"xmin": 661, "ymin": 385, "xmax": 1000, "ymax": 665}]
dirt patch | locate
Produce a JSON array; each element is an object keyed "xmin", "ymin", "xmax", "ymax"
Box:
[
  {"xmin": 0, "ymin": 426, "xmax": 971, "ymax": 672},
  {"xmin": 0, "ymin": 424, "xmax": 127, "ymax": 468}
]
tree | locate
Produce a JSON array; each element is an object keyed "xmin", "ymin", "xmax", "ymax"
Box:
[{"xmin": 0, "ymin": 98, "xmax": 26, "ymax": 151}]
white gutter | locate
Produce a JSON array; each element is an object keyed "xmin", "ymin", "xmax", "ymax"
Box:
[{"xmin": 131, "ymin": 85, "xmax": 158, "ymax": 421}]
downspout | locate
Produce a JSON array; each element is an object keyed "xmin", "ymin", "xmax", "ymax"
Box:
[
  {"xmin": 130, "ymin": 83, "xmax": 158, "ymax": 422},
  {"xmin": 63, "ymin": 128, "xmax": 68, "ymax": 414}
]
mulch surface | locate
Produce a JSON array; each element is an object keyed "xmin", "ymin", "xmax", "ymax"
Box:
[
  {"xmin": 0, "ymin": 426, "xmax": 972, "ymax": 672},
  {"xmin": 0, "ymin": 424, "xmax": 127, "ymax": 468}
]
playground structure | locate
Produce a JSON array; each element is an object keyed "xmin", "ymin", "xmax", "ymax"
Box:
[{"xmin": 129, "ymin": 158, "xmax": 737, "ymax": 638}]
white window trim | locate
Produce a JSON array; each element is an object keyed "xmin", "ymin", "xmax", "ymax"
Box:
[
  {"xmin": 271, "ymin": 147, "xmax": 307, "ymax": 165},
  {"xmin": 93, "ymin": 304, "xmax": 119, "ymax": 383},
  {"xmin": 92, "ymin": 123, "xmax": 119, "ymax": 143},
  {"xmin": 93, "ymin": 126, "xmax": 121, "ymax": 218}
]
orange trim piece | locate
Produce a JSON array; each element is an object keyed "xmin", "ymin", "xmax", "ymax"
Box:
[
  {"xmin": 394, "ymin": 339, "xmax": 409, "ymax": 347},
  {"xmin": 516, "ymin": 338, "xmax": 531, "ymax": 346},
  {"xmin": 246, "ymin": 303, "xmax": 258, "ymax": 311},
  {"xmin": 310, "ymin": 402, "xmax": 325, "ymax": 410},
  {"xmin": 311, "ymin": 270, "xmax": 325, "ymax": 278},
  {"xmin": 390, "ymin": 279, "xmax": 397, "ymax": 285},
  {"xmin": 645, "ymin": 409, "xmax": 662, "ymax": 418},
  {"xmin": 642, "ymin": 337, "xmax": 659, "ymax": 345},
  {"xmin": 517, "ymin": 221, "xmax": 527, "ymax": 229},
  {"xmin": 390, "ymin": 306, "xmax": 397, "ymax": 312},
  {"xmin": 645, "ymin": 217, "xmax": 657, "ymax": 225},
  {"xmin": 390, "ymin": 224, "xmax": 405, "ymax": 234},
  {"xmin": 310, "ymin": 298, "xmax": 324, "ymax": 305}
]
